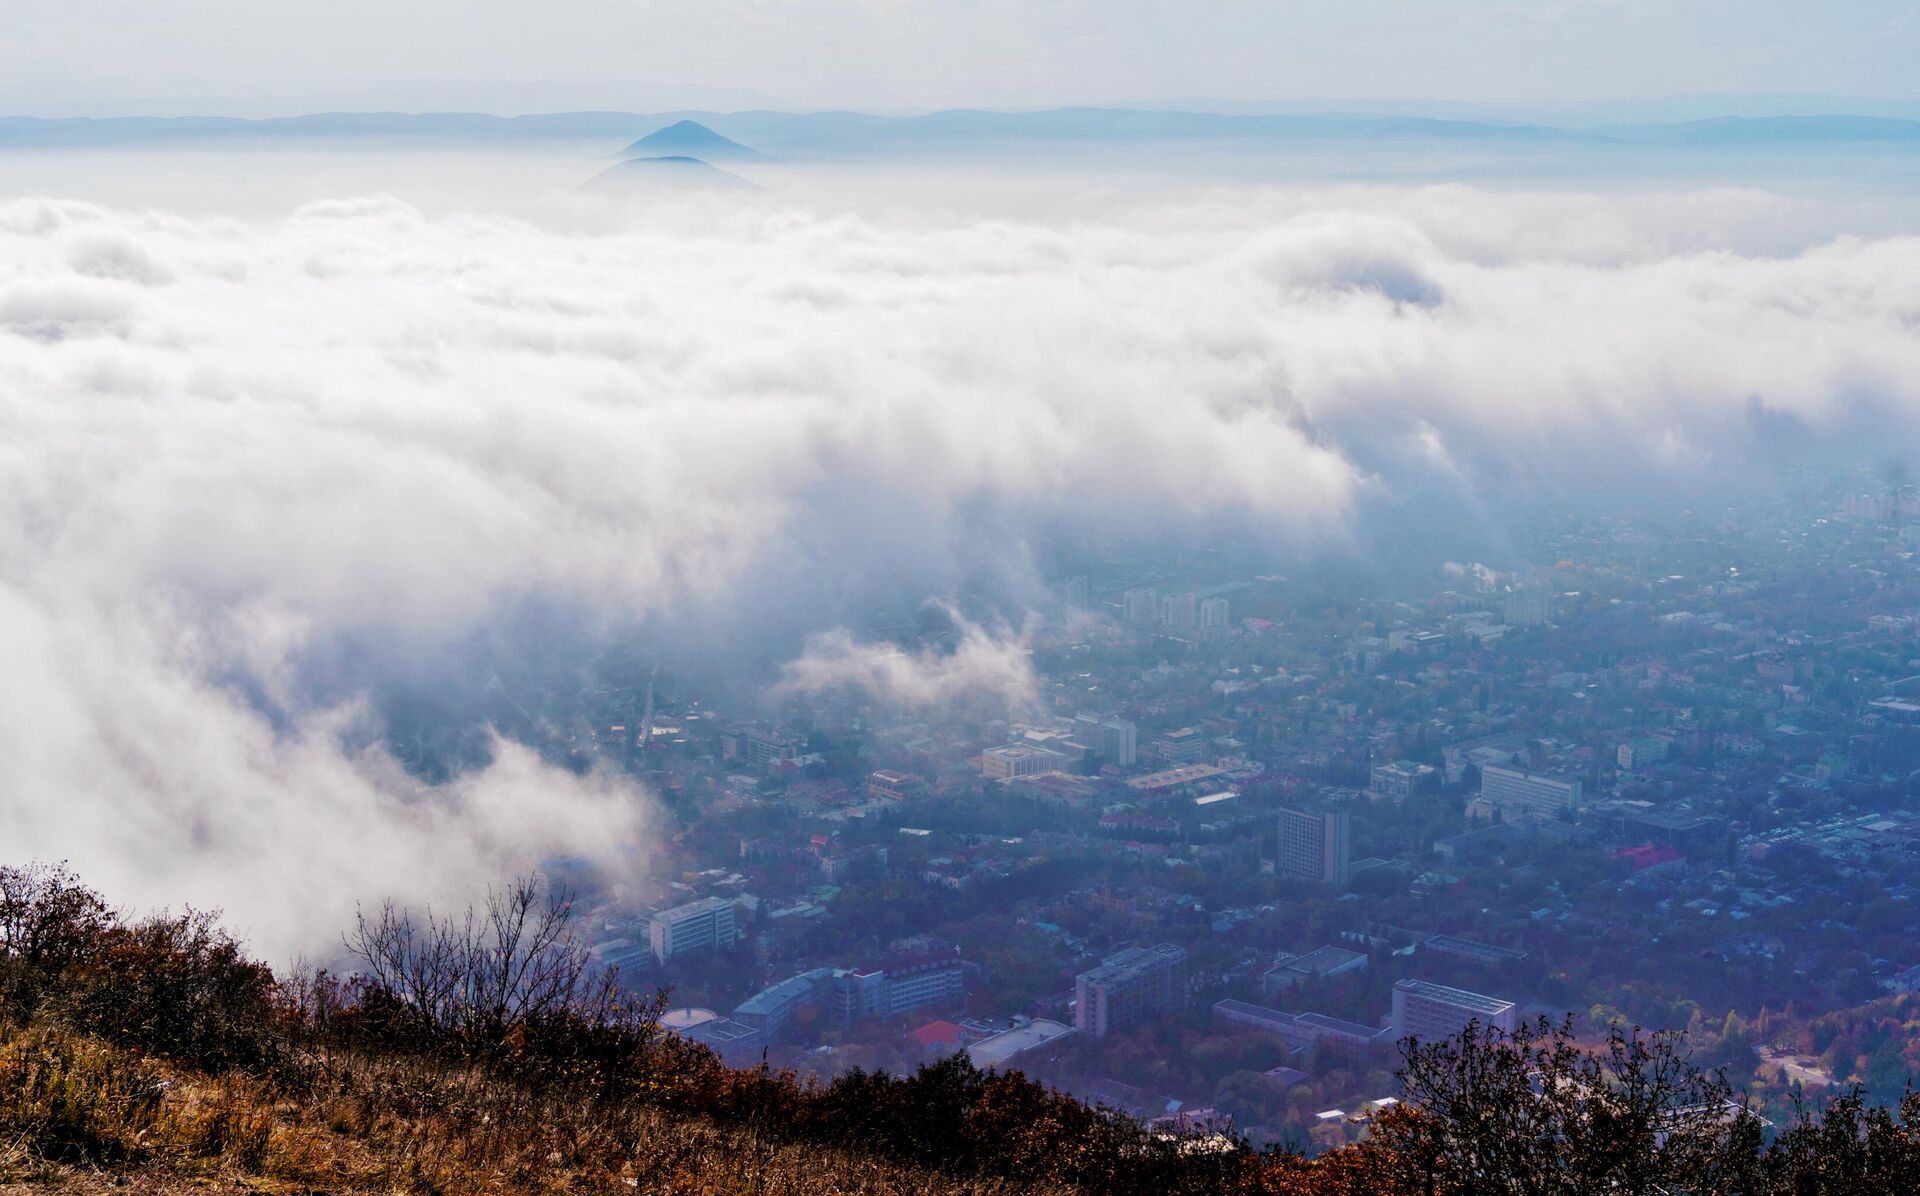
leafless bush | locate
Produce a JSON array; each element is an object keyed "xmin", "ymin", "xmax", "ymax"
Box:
[{"xmin": 344, "ymin": 875, "xmax": 649, "ymax": 1063}]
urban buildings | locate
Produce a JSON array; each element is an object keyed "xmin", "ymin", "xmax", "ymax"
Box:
[
  {"xmin": 968, "ymin": 1018, "xmax": 1078, "ymax": 1071},
  {"xmin": 734, "ymin": 951, "xmax": 968, "ymax": 1044},
  {"xmin": 660, "ymin": 1008, "xmax": 763, "ymax": 1065},
  {"xmin": 1390, "ymin": 979, "xmax": 1517, "ymax": 1042},
  {"xmin": 1479, "ymin": 764, "xmax": 1582, "ymax": 818},
  {"xmin": 1276, "ymin": 806, "xmax": 1351, "ymax": 885},
  {"xmin": 1199, "ymin": 596, "xmax": 1230, "ymax": 630},
  {"xmin": 430, "ymin": 471, "xmax": 1920, "ymax": 1145},
  {"xmin": 1369, "ymin": 760, "xmax": 1439, "ymax": 801},
  {"xmin": 1123, "ymin": 586, "xmax": 1158, "ymax": 624},
  {"xmin": 1262, "ymin": 945, "xmax": 1369, "ymax": 1000},
  {"xmin": 1617, "ymin": 736, "xmax": 1670, "ymax": 770},
  {"xmin": 1153, "ymin": 726, "xmax": 1207, "ymax": 766},
  {"xmin": 1051, "ymin": 575, "xmax": 1089, "ymax": 608},
  {"xmin": 733, "ymin": 968, "xmax": 840, "ymax": 1041},
  {"xmin": 1075, "ymin": 944, "xmax": 1188, "ymax": 1037},
  {"xmin": 839, "ymin": 950, "xmax": 966, "ymax": 1021},
  {"xmin": 980, "ymin": 744, "xmax": 1061, "ymax": 780},
  {"xmin": 1074, "ymin": 714, "xmax": 1138, "ymax": 767},
  {"xmin": 866, "ymin": 769, "xmax": 927, "ymax": 801},
  {"xmin": 649, "ymin": 896, "xmax": 738, "ymax": 963},
  {"xmin": 1213, "ymin": 999, "xmax": 1391, "ymax": 1054},
  {"xmin": 1124, "ymin": 763, "xmax": 1225, "ymax": 794},
  {"xmin": 1161, "ymin": 591, "xmax": 1198, "ymax": 629},
  {"xmin": 723, "ymin": 724, "xmax": 800, "ymax": 769},
  {"xmin": 1503, "ymin": 585, "xmax": 1555, "ymax": 626}
]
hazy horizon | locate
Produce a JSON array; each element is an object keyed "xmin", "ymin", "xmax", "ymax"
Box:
[
  {"xmin": 7, "ymin": 91, "xmax": 1920, "ymax": 125},
  {"xmin": 8, "ymin": 1, "xmax": 1920, "ymax": 118}
]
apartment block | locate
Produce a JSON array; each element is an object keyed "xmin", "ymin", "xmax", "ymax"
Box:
[
  {"xmin": 1276, "ymin": 806, "xmax": 1351, "ymax": 885},
  {"xmin": 1075, "ymin": 944, "xmax": 1187, "ymax": 1037},
  {"xmin": 1479, "ymin": 764, "xmax": 1581, "ymax": 818},
  {"xmin": 1390, "ymin": 979, "xmax": 1517, "ymax": 1043}
]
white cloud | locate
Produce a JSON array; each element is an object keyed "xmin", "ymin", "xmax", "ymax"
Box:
[
  {"xmin": 776, "ymin": 614, "xmax": 1040, "ymax": 712},
  {"xmin": 1, "ymin": 181, "xmax": 1917, "ymax": 957}
]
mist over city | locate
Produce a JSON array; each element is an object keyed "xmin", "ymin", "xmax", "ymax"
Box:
[{"xmin": 3, "ymin": 3, "xmax": 1920, "ymax": 1190}]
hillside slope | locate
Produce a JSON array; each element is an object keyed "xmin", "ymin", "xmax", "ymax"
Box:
[
  {"xmin": 1, "ymin": 862, "xmax": 1916, "ymax": 1195},
  {"xmin": 0, "ymin": 1022, "xmax": 1064, "ymax": 1195}
]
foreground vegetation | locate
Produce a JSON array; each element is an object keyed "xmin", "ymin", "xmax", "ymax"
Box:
[{"xmin": 0, "ymin": 862, "xmax": 1916, "ymax": 1194}]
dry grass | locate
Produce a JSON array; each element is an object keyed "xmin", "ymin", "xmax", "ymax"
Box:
[
  {"xmin": 0, "ymin": 864, "xmax": 1281, "ymax": 1196},
  {"xmin": 0, "ymin": 1023, "xmax": 1070, "ymax": 1196}
]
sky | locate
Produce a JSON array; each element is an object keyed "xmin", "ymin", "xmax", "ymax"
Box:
[{"xmin": 4, "ymin": 0, "xmax": 1919, "ymax": 117}]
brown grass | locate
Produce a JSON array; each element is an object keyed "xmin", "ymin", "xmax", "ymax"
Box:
[{"xmin": 0, "ymin": 1022, "xmax": 1069, "ymax": 1196}]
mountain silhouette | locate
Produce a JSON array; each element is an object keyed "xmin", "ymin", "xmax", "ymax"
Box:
[{"xmin": 616, "ymin": 120, "xmax": 763, "ymax": 161}]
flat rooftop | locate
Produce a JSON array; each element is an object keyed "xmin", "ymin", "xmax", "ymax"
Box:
[
  {"xmin": 1215, "ymin": 998, "xmax": 1291, "ymax": 1024},
  {"xmin": 735, "ymin": 968, "xmax": 838, "ymax": 1017},
  {"xmin": 682, "ymin": 1017, "xmax": 761, "ymax": 1046},
  {"xmin": 1215, "ymin": 1000, "xmax": 1386, "ymax": 1042},
  {"xmin": 1078, "ymin": 944, "xmax": 1185, "ymax": 985},
  {"xmin": 1127, "ymin": 764, "xmax": 1224, "ymax": 791},
  {"xmin": 1394, "ymin": 978, "xmax": 1515, "ymax": 1015},
  {"xmin": 652, "ymin": 894, "xmax": 737, "ymax": 919},
  {"xmin": 1423, "ymin": 935, "xmax": 1528, "ymax": 964},
  {"xmin": 1280, "ymin": 944, "xmax": 1367, "ymax": 973},
  {"xmin": 968, "ymin": 1019, "xmax": 1076, "ymax": 1070},
  {"xmin": 1297, "ymin": 1011, "xmax": 1389, "ymax": 1040}
]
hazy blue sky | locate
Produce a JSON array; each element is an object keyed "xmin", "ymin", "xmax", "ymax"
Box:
[{"xmin": 6, "ymin": 0, "xmax": 1919, "ymax": 116}]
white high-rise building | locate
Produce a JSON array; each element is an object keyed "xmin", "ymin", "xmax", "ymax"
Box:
[
  {"xmin": 1199, "ymin": 597, "xmax": 1230, "ymax": 629},
  {"xmin": 1124, "ymin": 587, "xmax": 1159, "ymax": 625},
  {"xmin": 1276, "ymin": 806, "xmax": 1350, "ymax": 885},
  {"xmin": 650, "ymin": 896, "xmax": 738, "ymax": 963},
  {"xmin": 1161, "ymin": 591, "xmax": 1197, "ymax": 629},
  {"xmin": 1074, "ymin": 715, "xmax": 1138, "ymax": 767}
]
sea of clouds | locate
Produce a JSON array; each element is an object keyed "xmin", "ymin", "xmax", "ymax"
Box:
[{"xmin": 2, "ymin": 180, "xmax": 1917, "ymax": 958}]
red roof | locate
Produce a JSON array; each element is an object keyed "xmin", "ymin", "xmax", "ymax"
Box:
[
  {"xmin": 1612, "ymin": 843, "xmax": 1683, "ymax": 871},
  {"xmin": 910, "ymin": 1020, "xmax": 967, "ymax": 1047}
]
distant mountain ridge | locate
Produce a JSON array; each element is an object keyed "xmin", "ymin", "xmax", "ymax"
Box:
[
  {"xmin": 2, "ymin": 108, "xmax": 1918, "ymax": 157},
  {"xmin": 1597, "ymin": 114, "xmax": 1920, "ymax": 143}
]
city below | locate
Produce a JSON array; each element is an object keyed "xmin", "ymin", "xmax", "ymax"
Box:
[{"xmin": 450, "ymin": 467, "xmax": 1920, "ymax": 1149}]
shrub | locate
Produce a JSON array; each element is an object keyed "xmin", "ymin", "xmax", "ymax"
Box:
[
  {"xmin": 61, "ymin": 910, "xmax": 280, "ymax": 1073},
  {"xmin": 0, "ymin": 862, "xmax": 112, "ymax": 1012}
]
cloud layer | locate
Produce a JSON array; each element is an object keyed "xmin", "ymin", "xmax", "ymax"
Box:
[{"xmin": 2, "ymin": 181, "xmax": 1918, "ymax": 956}]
